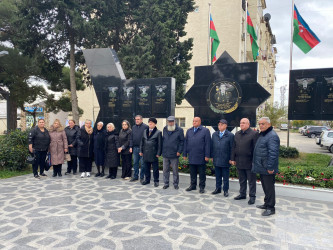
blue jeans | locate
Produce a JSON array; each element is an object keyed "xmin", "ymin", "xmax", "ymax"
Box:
[
  {"xmin": 215, "ymin": 166, "xmax": 230, "ymax": 191},
  {"xmin": 133, "ymin": 147, "xmax": 145, "ymax": 180}
]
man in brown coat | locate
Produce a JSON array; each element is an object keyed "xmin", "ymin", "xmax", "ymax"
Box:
[{"xmin": 230, "ymin": 118, "xmax": 258, "ymax": 205}]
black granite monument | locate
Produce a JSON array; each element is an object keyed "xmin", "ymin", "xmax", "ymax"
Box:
[
  {"xmin": 185, "ymin": 51, "xmax": 271, "ymax": 129},
  {"xmin": 288, "ymin": 68, "xmax": 333, "ymax": 120},
  {"xmin": 82, "ymin": 48, "xmax": 175, "ymax": 129}
]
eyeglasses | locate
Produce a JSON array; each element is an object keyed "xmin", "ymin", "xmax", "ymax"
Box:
[{"xmin": 258, "ymin": 123, "xmax": 266, "ymax": 126}]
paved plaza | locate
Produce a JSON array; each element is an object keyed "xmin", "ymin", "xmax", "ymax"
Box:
[{"xmin": 0, "ymin": 168, "xmax": 332, "ymax": 250}]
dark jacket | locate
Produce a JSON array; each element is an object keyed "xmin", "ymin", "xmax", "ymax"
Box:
[
  {"xmin": 77, "ymin": 126, "xmax": 94, "ymax": 158},
  {"xmin": 118, "ymin": 129, "xmax": 133, "ymax": 155},
  {"xmin": 140, "ymin": 127, "xmax": 162, "ymax": 162},
  {"xmin": 104, "ymin": 131, "xmax": 120, "ymax": 168},
  {"xmin": 183, "ymin": 126, "xmax": 211, "ymax": 165},
  {"xmin": 28, "ymin": 126, "xmax": 50, "ymax": 151},
  {"xmin": 162, "ymin": 125, "xmax": 184, "ymax": 158},
  {"xmin": 252, "ymin": 126, "xmax": 280, "ymax": 175},
  {"xmin": 231, "ymin": 128, "xmax": 259, "ymax": 169},
  {"xmin": 211, "ymin": 130, "xmax": 234, "ymax": 167},
  {"xmin": 64, "ymin": 125, "xmax": 80, "ymax": 156},
  {"xmin": 132, "ymin": 123, "xmax": 149, "ymax": 147},
  {"xmin": 94, "ymin": 129, "xmax": 107, "ymax": 151}
]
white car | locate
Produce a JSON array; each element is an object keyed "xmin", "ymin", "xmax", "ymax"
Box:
[
  {"xmin": 321, "ymin": 130, "xmax": 333, "ymax": 153},
  {"xmin": 299, "ymin": 126, "xmax": 305, "ymax": 134}
]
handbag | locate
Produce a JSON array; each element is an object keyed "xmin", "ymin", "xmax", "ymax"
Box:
[
  {"xmin": 65, "ymin": 153, "xmax": 71, "ymax": 162},
  {"xmin": 45, "ymin": 152, "xmax": 51, "ymax": 171}
]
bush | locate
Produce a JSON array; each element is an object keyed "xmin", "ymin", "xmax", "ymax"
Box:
[
  {"xmin": 279, "ymin": 145, "xmax": 299, "ymax": 158},
  {"xmin": 0, "ymin": 129, "xmax": 30, "ymax": 171}
]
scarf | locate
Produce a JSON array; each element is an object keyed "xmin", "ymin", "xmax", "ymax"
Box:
[{"xmin": 85, "ymin": 126, "xmax": 93, "ymax": 135}]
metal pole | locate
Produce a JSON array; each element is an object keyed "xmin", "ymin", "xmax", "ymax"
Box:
[
  {"xmin": 244, "ymin": 1, "xmax": 248, "ymax": 62},
  {"xmin": 287, "ymin": 0, "xmax": 295, "ymax": 147},
  {"xmin": 207, "ymin": 3, "xmax": 211, "ymax": 65}
]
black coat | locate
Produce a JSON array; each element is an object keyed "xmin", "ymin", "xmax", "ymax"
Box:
[
  {"xmin": 162, "ymin": 125, "xmax": 184, "ymax": 158},
  {"xmin": 118, "ymin": 129, "xmax": 133, "ymax": 155},
  {"xmin": 231, "ymin": 128, "xmax": 259, "ymax": 169},
  {"xmin": 94, "ymin": 129, "xmax": 107, "ymax": 150},
  {"xmin": 64, "ymin": 125, "xmax": 80, "ymax": 156},
  {"xmin": 77, "ymin": 127, "xmax": 94, "ymax": 158},
  {"xmin": 211, "ymin": 130, "xmax": 234, "ymax": 167},
  {"xmin": 104, "ymin": 131, "xmax": 120, "ymax": 168},
  {"xmin": 140, "ymin": 127, "xmax": 162, "ymax": 162},
  {"xmin": 132, "ymin": 123, "xmax": 149, "ymax": 147},
  {"xmin": 28, "ymin": 127, "xmax": 50, "ymax": 151}
]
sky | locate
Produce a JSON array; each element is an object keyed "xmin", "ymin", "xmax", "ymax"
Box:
[{"xmin": 264, "ymin": 0, "xmax": 333, "ymax": 105}]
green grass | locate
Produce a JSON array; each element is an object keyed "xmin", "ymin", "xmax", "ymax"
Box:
[
  {"xmin": 279, "ymin": 153, "xmax": 331, "ymax": 168},
  {"xmin": 0, "ymin": 166, "xmax": 32, "ymax": 179}
]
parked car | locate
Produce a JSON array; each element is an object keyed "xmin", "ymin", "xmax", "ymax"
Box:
[
  {"xmin": 280, "ymin": 124, "xmax": 288, "ymax": 130},
  {"xmin": 316, "ymin": 131, "xmax": 325, "ymax": 145},
  {"xmin": 305, "ymin": 126, "xmax": 328, "ymax": 138},
  {"xmin": 299, "ymin": 126, "xmax": 305, "ymax": 134},
  {"xmin": 321, "ymin": 130, "xmax": 333, "ymax": 153},
  {"xmin": 301, "ymin": 125, "xmax": 313, "ymax": 135}
]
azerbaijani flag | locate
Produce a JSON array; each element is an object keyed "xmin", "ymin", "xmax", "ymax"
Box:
[
  {"xmin": 293, "ymin": 5, "xmax": 320, "ymax": 54},
  {"xmin": 247, "ymin": 11, "xmax": 259, "ymax": 61},
  {"xmin": 210, "ymin": 14, "xmax": 220, "ymax": 64}
]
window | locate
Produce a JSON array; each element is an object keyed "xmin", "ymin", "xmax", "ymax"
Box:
[
  {"xmin": 175, "ymin": 118, "xmax": 186, "ymax": 128},
  {"xmin": 328, "ymin": 132, "xmax": 333, "ymax": 138}
]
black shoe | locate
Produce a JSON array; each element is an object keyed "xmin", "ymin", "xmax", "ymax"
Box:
[
  {"xmin": 154, "ymin": 182, "xmax": 159, "ymax": 187},
  {"xmin": 40, "ymin": 173, "xmax": 47, "ymax": 177},
  {"xmin": 262, "ymin": 209, "xmax": 275, "ymax": 216},
  {"xmin": 106, "ymin": 174, "xmax": 112, "ymax": 179},
  {"xmin": 111, "ymin": 176, "xmax": 116, "ymax": 179},
  {"xmin": 142, "ymin": 180, "xmax": 150, "ymax": 185},
  {"xmin": 130, "ymin": 178, "xmax": 138, "ymax": 182},
  {"xmin": 163, "ymin": 185, "xmax": 169, "ymax": 189},
  {"xmin": 199, "ymin": 188, "xmax": 205, "ymax": 194},
  {"xmin": 256, "ymin": 205, "xmax": 267, "ymax": 209},
  {"xmin": 174, "ymin": 185, "xmax": 179, "ymax": 190},
  {"xmin": 95, "ymin": 173, "xmax": 101, "ymax": 177},
  {"xmin": 234, "ymin": 195, "xmax": 246, "ymax": 200},
  {"xmin": 211, "ymin": 189, "xmax": 221, "ymax": 195},
  {"xmin": 186, "ymin": 186, "xmax": 196, "ymax": 191},
  {"xmin": 65, "ymin": 172, "xmax": 71, "ymax": 175},
  {"xmin": 100, "ymin": 172, "xmax": 105, "ymax": 177},
  {"xmin": 140, "ymin": 179, "xmax": 144, "ymax": 184},
  {"xmin": 52, "ymin": 173, "xmax": 57, "ymax": 177},
  {"xmin": 248, "ymin": 197, "xmax": 255, "ymax": 205},
  {"xmin": 224, "ymin": 191, "xmax": 229, "ymax": 197},
  {"xmin": 34, "ymin": 175, "xmax": 40, "ymax": 178},
  {"xmin": 58, "ymin": 173, "xmax": 62, "ymax": 177}
]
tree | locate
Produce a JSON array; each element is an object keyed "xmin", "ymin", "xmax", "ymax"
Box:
[{"xmin": 258, "ymin": 102, "xmax": 287, "ymax": 127}]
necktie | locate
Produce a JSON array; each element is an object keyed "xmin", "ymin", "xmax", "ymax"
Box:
[
  {"xmin": 149, "ymin": 130, "xmax": 152, "ymax": 136},
  {"xmin": 194, "ymin": 127, "xmax": 197, "ymax": 133}
]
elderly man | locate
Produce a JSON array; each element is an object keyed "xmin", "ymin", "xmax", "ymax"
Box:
[
  {"xmin": 211, "ymin": 119, "xmax": 234, "ymax": 197},
  {"xmin": 162, "ymin": 116, "xmax": 184, "ymax": 190},
  {"xmin": 183, "ymin": 117, "xmax": 211, "ymax": 194},
  {"xmin": 130, "ymin": 115, "xmax": 148, "ymax": 183},
  {"xmin": 252, "ymin": 117, "xmax": 280, "ymax": 216},
  {"xmin": 231, "ymin": 118, "xmax": 259, "ymax": 205}
]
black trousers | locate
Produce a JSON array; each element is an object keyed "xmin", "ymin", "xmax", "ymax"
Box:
[
  {"xmin": 32, "ymin": 150, "xmax": 47, "ymax": 176},
  {"xmin": 145, "ymin": 161, "xmax": 159, "ymax": 183},
  {"xmin": 79, "ymin": 157, "xmax": 93, "ymax": 172},
  {"xmin": 189, "ymin": 164, "xmax": 206, "ymax": 189},
  {"xmin": 121, "ymin": 154, "xmax": 132, "ymax": 178},
  {"xmin": 109, "ymin": 167, "xmax": 118, "ymax": 178},
  {"xmin": 67, "ymin": 156, "xmax": 78, "ymax": 173},
  {"xmin": 260, "ymin": 174, "xmax": 276, "ymax": 210},
  {"xmin": 53, "ymin": 164, "xmax": 62, "ymax": 175},
  {"xmin": 238, "ymin": 168, "xmax": 257, "ymax": 198}
]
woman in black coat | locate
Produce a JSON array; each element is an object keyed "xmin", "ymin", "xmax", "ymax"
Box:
[
  {"xmin": 77, "ymin": 120, "xmax": 94, "ymax": 178},
  {"xmin": 94, "ymin": 122, "xmax": 106, "ymax": 177},
  {"xmin": 64, "ymin": 120, "xmax": 80, "ymax": 175},
  {"xmin": 118, "ymin": 120, "xmax": 133, "ymax": 180},
  {"xmin": 104, "ymin": 123, "xmax": 120, "ymax": 179}
]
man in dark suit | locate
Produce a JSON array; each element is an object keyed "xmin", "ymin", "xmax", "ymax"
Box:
[
  {"xmin": 231, "ymin": 118, "xmax": 259, "ymax": 205},
  {"xmin": 183, "ymin": 117, "xmax": 211, "ymax": 194}
]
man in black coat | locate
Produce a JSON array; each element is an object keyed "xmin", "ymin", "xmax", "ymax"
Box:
[
  {"xmin": 140, "ymin": 117, "xmax": 162, "ymax": 187},
  {"xmin": 231, "ymin": 118, "xmax": 259, "ymax": 205},
  {"xmin": 162, "ymin": 116, "xmax": 184, "ymax": 190}
]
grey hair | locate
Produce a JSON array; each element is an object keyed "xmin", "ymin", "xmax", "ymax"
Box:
[
  {"xmin": 85, "ymin": 119, "xmax": 92, "ymax": 124},
  {"xmin": 259, "ymin": 117, "xmax": 271, "ymax": 124},
  {"xmin": 106, "ymin": 123, "xmax": 115, "ymax": 130},
  {"xmin": 135, "ymin": 115, "xmax": 143, "ymax": 119},
  {"xmin": 97, "ymin": 121, "xmax": 104, "ymax": 126}
]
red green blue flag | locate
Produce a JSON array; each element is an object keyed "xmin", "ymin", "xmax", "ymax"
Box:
[
  {"xmin": 247, "ymin": 11, "xmax": 259, "ymax": 61},
  {"xmin": 210, "ymin": 14, "xmax": 220, "ymax": 64},
  {"xmin": 293, "ymin": 5, "xmax": 320, "ymax": 54}
]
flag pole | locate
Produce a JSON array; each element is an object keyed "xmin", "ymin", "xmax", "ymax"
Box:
[
  {"xmin": 287, "ymin": 0, "xmax": 295, "ymax": 147},
  {"xmin": 208, "ymin": 2, "xmax": 211, "ymax": 65},
  {"xmin": 244, "ymin": 0, "xmax": 248, "ymax": 62}
]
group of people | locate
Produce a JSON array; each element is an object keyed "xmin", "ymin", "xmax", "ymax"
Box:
[{"xmin": 28, "ymin": 115, "xmax": 280, "ymax": 216}]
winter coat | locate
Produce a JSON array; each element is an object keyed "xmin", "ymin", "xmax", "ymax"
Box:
[
  {"xmin": 252, "ymin": 126, "xmax": 280, "ymax": 175},
  {"xmin": 183, "ymin": 126, "xmax": 211, "ymax": 165},
  {"xmin": 140, "ymin": 127, "xmax": 162, "ymax": 163},
  {"xmin": 49, "ymin": 125, "xmax": 68, "ymax": 165},
  {"xmin": 231, "ymin": 128, "xmax": 259, "ymax": 169},
  {"xmin": 118, "ymin": 129, "xmax": 133, "ymax": 155},
  {"xmin": 77, "ymin": 126, "xmax": 94, "ymax": 158},
  {"xmin": 162, "ymin": 125, "xmax": 184, "ymax": 158},
  {"xmin": 64, "ymin": 125, "xmax": 80, "ymax": 156},
  {"xmin": 132, "ymin": 123, "xmax": 149, "ymax": 147},
  {"xmin": 28, "ymin": 126, "xmax": 50, "ymax": 151},
  {"xmin": 104, "ymin": 131, "xmax": 120, "ymax": 168},
  {"xmin": 211, "ymin": 130, "xmax": 234, "ymax": 167}
]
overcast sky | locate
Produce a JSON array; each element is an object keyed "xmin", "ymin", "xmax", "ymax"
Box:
[{"xmin": 264, "ymin": 0, "xmax": 333, "ymax": 105}]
